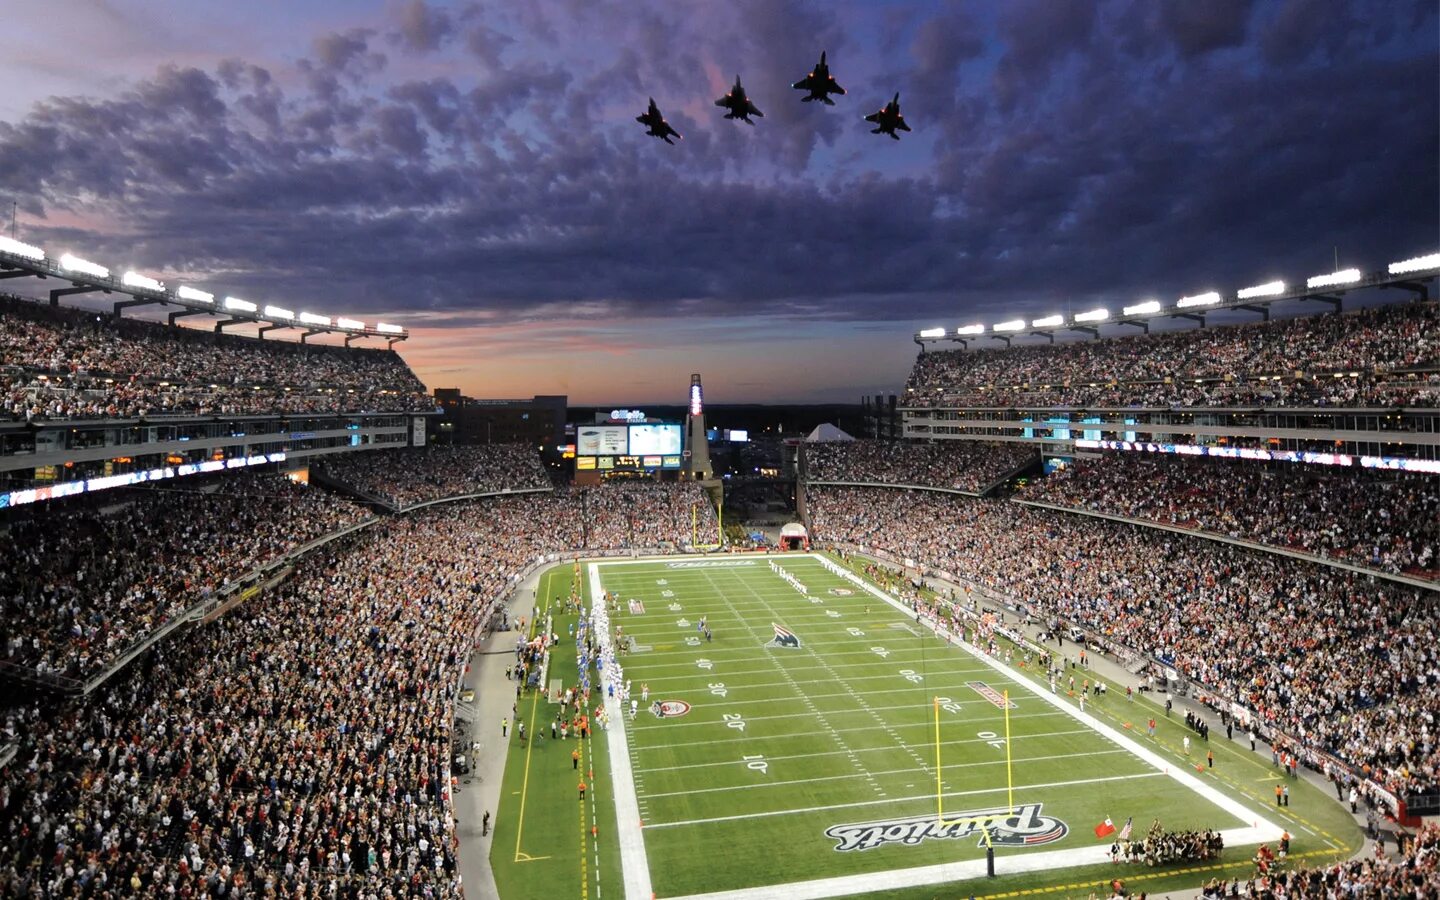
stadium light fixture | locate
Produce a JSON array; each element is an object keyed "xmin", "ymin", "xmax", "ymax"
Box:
[
  {"xmin": 177, "ymin": 285, "xmax": 214, "ymax": 303},
  {"xmin": 1031, "ymin": 314, "xmax": 1064, "ymax": 328},
  {"xmin": 1237, "ymin": 280, "xmax": 1286, "ymax": 300},
  {"xmin": 955, "ymin": 324, "xmax": 984, "ymax": 335},
  {"xmin": 264, "ymin": 305, "xmax": 294, "ymax": 320},
  {"xmin": 1389, "ymin": 253, "xmax": 1440, "ymax": 275},
  {"xmin": 336, "ymin": 317, "xmax": 365, "ymax": 330},
  {"xmin": 122, "ymin": 271, "xmax": 165, "ymax": 292},
  {"xmin": 918, "ymin": 327, "xmax": 947, "ymax": 338},
  {"xmin": 376, "ymin": 323, "xmax": 404, "ymax": 334},
  {"xmin": 223, "ymin": 296, "xmax": 257, "ymax": 313},
  {"xmin": 1306, "ymin": 269, "xmax": 1361, "ymax": 289},
  {"xmin": 298, "ymin": 312, "xmax": 331, "ymax": 326},
  {"xmin": 1176, "ymin": 291, "xmax": 1221, "ymax": 308},
  {"xmin": 0, "ymin": 235, "xmax": 45, "ymax": 261},
  {"xmin": 1074, "ymin": 308, "xmax": 1109, "ymax": 323},
  {"xmin": 992, "ymin": 319, "xmax": 1026, "ymax": 332},
  {"xmin": 1123, "ymin": 300, "xmax": 1161, "ymax": 316},
  {"xmin": 59, "ymin": 253, "xmax": 110, "ymax": 279}
]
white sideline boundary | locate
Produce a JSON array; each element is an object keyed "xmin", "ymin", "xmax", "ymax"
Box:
[
  {"xmin": 598, "ymin": 553, "xmax": 1283, "ymax": 900},
  {"xmin": 590, "ymin": 562, "xmax": 653, "ymax": 900}
]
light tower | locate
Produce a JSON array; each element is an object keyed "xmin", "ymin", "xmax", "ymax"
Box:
[{"xmin": 685, "ymin": 373, "xmax": 713, "ymax": 481}]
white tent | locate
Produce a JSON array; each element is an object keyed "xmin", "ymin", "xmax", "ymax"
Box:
[{"xmin": 804, "ymin": 422, "xmax": 855, "ymax": 442}]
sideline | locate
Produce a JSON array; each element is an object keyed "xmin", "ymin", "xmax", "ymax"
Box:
[{"xmin": 590, "ymin": 562, "xmax": 655, "ymax": 900}]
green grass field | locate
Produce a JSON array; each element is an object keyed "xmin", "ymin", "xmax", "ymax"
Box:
[{"xmin": 492, "ymin": 553, "xmax": 1361, "ymax": 900}]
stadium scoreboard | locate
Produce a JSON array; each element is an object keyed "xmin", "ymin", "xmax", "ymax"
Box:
[{"xmin": 574, "ymin": 416, "xmax": 684, "ymax": 472}]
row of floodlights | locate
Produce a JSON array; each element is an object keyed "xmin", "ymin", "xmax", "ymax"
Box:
[
  {"xmin": 917, "ymin": 253, "xmax": 1440, "ymax": 339},
  {"xmin": 0, "ymin": 236, "xmax": 405, "ymax": 335}
]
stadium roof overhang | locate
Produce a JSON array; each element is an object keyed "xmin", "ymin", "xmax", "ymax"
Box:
[
  {"xmin": 913, "ymin": 252, "xmax": 1439, "ymax": 346},
  {"xmin": 0, "ymin": 238, "xmax": 408, "ymax": 346}
]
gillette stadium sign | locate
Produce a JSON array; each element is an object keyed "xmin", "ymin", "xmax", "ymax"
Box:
[{"xmin": 825, "ymin": 803, "xmax": 1067, "ymax": 852}]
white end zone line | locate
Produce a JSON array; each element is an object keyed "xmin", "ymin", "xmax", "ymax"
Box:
[{"xmin": 591, "ymin": 561, "xmax": 653, "ymax": 900}]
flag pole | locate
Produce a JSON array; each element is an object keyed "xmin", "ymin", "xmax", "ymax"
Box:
[{"xmin": 1004, "ymin": 689, "xmax": 1015, "ymax": 813}]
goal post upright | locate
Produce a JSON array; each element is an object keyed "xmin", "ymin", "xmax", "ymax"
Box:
[
  {"xmin": 1005, "ymin": 689, "xmax": 1015, "ymax": 814},
  {"xmin": 934, "ymin": 695, "xmax": 943, "ymax": 824}
]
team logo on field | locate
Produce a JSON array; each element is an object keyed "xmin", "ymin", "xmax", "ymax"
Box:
[
  {"xmin": 967, "ymin": 681, "xmax": 1017, "ymax": 709},
  {"xmin": 771, "ymin": 623, "xmax": 801, "ymax": 649},
  {"xmin": 828, "ymin": 588, "xmax": 855, "ymax": 596},
  {"xmin": 666, "ymin": 560, "xmax": 757, "ymax": 569},
  {"xmin": 651, "ymin": 700, "xmax": 691, "ymax": 718},
  {"xmin": 825, "ymin": 803, "xmax": 1067, "ymax": 852}
]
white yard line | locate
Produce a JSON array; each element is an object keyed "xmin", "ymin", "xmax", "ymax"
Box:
[
  {"xmin": 638, "ymin": 748, "xmax": 1134, "ymax": 800},
  {"xmin": 632, "ymin": 725, "xmax": 1092, "ymax": 753},
  {"xmin": 628, "ymin": 702, "xmax": 1058, "ymax": 731},
  {"xmin": 645, "ymin": 772, "xmax": 1161, "ymax": 830}
]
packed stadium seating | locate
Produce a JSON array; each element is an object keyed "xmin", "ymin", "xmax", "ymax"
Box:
[
  {"xmin": 1200, "ymin": 821, "xmax": 1439, "ymax": 897},
  {"xmin": 1026, "ymin": 454, "xmax": 1440, "ymax": 580},
  {"xmin": 804, "ymin": 439, "xmax": 1036, "ymax": 492},
  {"xmin": 316, "ymin": 444, "xmax": 554, "ymax": 507},
  {"xmin": 578, "ymin": 481, "xmax": 718, "ymax": 549},
  {"xmin": 0, "ymin": 473, "xmax": 370, "ymax": 681},
  {"xmin": 806, "ymin": 485, "xmax": 1440, "ymax": 798},
  {"xmin": 0, "ymin": 293, "xmax": 433, "ymax": 419},
  {"xmin": 905, "ymin": 301, "xmax": 1440, "ymax": 409},
  {"xmin": 0, "ymin": 480, "xmax": 720, "ymax": 897}
]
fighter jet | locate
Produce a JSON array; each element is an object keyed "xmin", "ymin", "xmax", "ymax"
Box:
[
  {"xmin": 865, "ymin": 93, "xmax": 911, "ymax": 140},
  {"xmin": 792, "ymin": 51, "xmax": 845, "ymax": 105},
  {"xmin": 715, "ymin": 75, "xmax": 763, "ymax": 124},
  {"xmin": 636, "ymin": 98, "xmax": 682, "ymax": 145}
]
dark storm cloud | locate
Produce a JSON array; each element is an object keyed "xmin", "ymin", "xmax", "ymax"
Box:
[{"xmin": 0, "ymin": 0, "xmax": 1433, "ymax": 328}]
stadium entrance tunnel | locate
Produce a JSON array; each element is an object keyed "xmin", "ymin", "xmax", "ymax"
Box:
[{"xmin": 779, "ymin": 521, "xmax": 810, "ymax": 551}]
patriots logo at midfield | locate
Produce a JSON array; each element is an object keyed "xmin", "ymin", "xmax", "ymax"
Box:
[{"xmin": 771, "ymin": 623, "xmax": 801, "ymax": 648}]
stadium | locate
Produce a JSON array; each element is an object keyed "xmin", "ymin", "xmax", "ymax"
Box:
[{"xmin": 1, "ymin": 3, "xmax": 1438, "ymax": 900}]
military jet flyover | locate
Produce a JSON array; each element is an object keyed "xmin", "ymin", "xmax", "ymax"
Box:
[{"xmin": 637, "ymin": 50, "xmax": 909, "ymax": 144}]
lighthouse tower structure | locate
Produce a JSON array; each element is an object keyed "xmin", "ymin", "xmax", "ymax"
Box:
[{"xmin": 685, "ymin": 373, "xmax": 713, "ymax": 481}]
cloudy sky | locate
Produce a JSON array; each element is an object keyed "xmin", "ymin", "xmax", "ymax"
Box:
[{"xmin": 0, "ymin": 0, "xmax": 1435, "ymax": 404}]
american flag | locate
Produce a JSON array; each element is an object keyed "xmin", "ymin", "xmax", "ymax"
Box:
[{"xmin": 1117, "ymin": 817, "xmax": 1133, "ymax": 841}]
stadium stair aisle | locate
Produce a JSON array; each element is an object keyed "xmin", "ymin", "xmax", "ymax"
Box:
[{"xmin": 452, "ymin": 565, "xmax": 547, "ymax": 900}]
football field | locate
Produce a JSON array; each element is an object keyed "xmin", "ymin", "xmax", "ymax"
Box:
[{"xmin": 586, "ymin": 553, "xmax": 1297, "ymax": 899}]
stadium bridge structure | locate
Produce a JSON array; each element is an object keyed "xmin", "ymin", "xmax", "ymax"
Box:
[{"xmin": 904, "ymin": 253, "xmax": 1440, "ymax": 466}]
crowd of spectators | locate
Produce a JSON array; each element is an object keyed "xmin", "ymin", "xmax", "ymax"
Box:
[
  {"xmin": 905, "ymin": 301, "xmax": 1440, "ymax": 409},
  {"xmin": 0, "ymin": 294, "xmax": 433, "ymax": 420},
  {"xmin": 576, "ymin": 481, "xmax": 717, "ymax": 550},
  {"xmin": 1199, "ymin": 821, "xmax": 1439, "ymax": 898},
  {"xmin": 317, "ymin": 445, "xmax": 553, "ymax": 508},
  {"xmin": 1027, "ymin": 454, "xmax": 1440, "ymax": 580},
  {"xmin": 806, "ymin": 485, "xmax": 1440, "ymax": 798},
  {"xmin": 0, "ymin": 473, "xmax": 370, "ymax": 681},
  {"xmin": 0, "ymin": 478, "xmax": 724, "ymax": 896},
  {"xmin": 804, "ymin": 439, "xmax": 1036, "ymax": 492}
]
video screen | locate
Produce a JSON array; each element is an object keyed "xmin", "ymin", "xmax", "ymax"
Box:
[
  {"xmin": 577, "ymin": 425, "xmax": 629, "ymax": 456},
  {"xmin": 628, "ymin": 424, "xmax": 682, "ymax": 456}
]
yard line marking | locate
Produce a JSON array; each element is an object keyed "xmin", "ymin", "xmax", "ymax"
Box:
[
  {"xmin": 627, "ymin": 702, "xmax": 1056, "ymax": 731},
  {"xmin": 636, "ymin": 748, "xmax": 1136, "ymax": 799},
  {"xmin": 644, "ymin": 772, "xmax": 1162, "ymax": 830}
]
